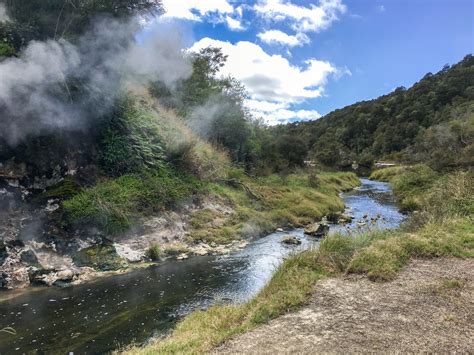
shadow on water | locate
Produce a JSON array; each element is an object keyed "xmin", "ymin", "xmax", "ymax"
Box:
[{"xmin": 0, "ymin": 179, "xmax": 405, "ymax": 353}]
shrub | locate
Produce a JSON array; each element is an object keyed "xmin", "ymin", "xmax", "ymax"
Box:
[
  {"xmin": 100, "ymin": 99, "xmax": 165, "ymax": 176},
  {"xmin": 147, "ymin": 245, "xmax": 162, "ymax": 261},
  {"xmin": 62, "ymin": 165, "xmax": 202, "ymax": 234}
]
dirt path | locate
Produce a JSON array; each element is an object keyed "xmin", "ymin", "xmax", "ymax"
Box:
[{"xmin": 217, "ymin": 258, "xmax": 474, "ymax": 354}]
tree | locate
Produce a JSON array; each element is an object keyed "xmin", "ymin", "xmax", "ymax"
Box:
[{"xmin": 3, "ymin": 0, "xmax": 163, "ymax": 42}]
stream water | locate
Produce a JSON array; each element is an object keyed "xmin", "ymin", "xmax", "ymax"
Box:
[{"xmin": 0, "ymin": 179, "xmax": 404, "ymax": 354}]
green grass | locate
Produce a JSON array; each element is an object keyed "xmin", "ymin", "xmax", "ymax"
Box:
[
  {"xmin": 123, "ymin": 167, "xmax": 473, "ymax": 354},
  {"xmin": 371, "ymin": 164, "xmax": 439, "ymax": 212},
  {"xmin": 34, "ymin": 176, "xmax": 81, "ymax": 203},
  {"xmin": 62, "ymin": 165, "xmax": 203, "ymax": 234},
  {"xmin": 186, "ymin": 170, "xmax": 360, "ymax": 244},
  {"xmin": 349, "ymin": 218, "xmax": 473, "ymax": 281}
]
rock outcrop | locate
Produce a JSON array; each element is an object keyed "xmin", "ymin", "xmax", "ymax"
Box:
[{"xmin": 304, "ymin": 222, "xmax": 330, "ymax": 238}]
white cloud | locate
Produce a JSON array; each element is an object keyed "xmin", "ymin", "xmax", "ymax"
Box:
[
  {"xmin": 257, "ymin": 30, "xmax": 309, "ymax": 47},
  {"xmin": 254, "ymin": 0, "xmax": 346, "ymax": 33},
  {"xmin": 257, "ymin": 107, "xmax": 322, "ymax": 125},
  {"xmin": 266, "ymin": 109, "xmax": 321, "ymax": 124},
  {"xmin": 225, "ymin": 16, "xmax": 245, "ymax": 31},
  {"xmin": 161, "ymin": 0, "xmax": 234, "ymax": 21},
  {"xmin": 245, "ymin": 99, "xmax": 288, "ymax": 112},
  {"xmin": 190, "ymin": 38, "xmax": 339, "ymax": 124},
  {"xmin": 378, "ymin": 5, "xmax": 386, "ymax": 12},
  {"xmin": 161, "ymin": 0, "xmax": 246, "ymax": 31},
  {"xmin": 246, "ymin": 100, "xmax": 321, "ymax": 124}
]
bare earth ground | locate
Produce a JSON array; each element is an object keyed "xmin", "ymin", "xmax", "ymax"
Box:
[{"xmin": 217, "ymin": 258, "xmax": 474, "ymax": 354}]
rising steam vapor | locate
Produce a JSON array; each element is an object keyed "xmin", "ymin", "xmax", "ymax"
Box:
[
  {"xmin": 0, "ymin": 17, "xmax": 192, "ymax": 146},
  {"xmin": 0, "ymin": 3, "xmax": 9, "ymax": 23}
]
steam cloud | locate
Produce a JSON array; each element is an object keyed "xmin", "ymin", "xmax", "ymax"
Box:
[
  {"xmin": 0, "ymin": 17, "xmax": 192, "ymax": 146},
  {"xmin": 0, "ymin": 4, "xmax": 9, "ymax": 23}
]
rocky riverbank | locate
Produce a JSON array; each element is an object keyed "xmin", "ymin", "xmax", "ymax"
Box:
[
  {"xmin": 0, "ymin": 187, "xmax": 251, "ymax": 290},
  {"xmin": 1, "ymin": 171, "xmax": 360, "ymax": 291}
]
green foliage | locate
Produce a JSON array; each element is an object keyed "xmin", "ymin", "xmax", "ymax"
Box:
[
  {"xmin": 151, "ymin": 47, "xmax": 255, "ymax": 166},
  {"xmin": 3, "ymin": 0, "xmax": 163, "ymax": 41},
  {"xmin": 100, "ymin": 99, "xmax": 165, "ymax": 176},
  {"xmin": 146, "ymin": 245, "xmax": 162, "ymax": 261},
  {"xmin": 0, "ymin": 42, "xmax": 15, "ymax": 57},
  {"xmin": 265, "ymin": 55, "xmax": 474, "ymax": 171},
  {"xmin": 371, "ymin": 164, "xmax": 439, "ymax": 212},
  {"xmin": 163, "ymin": 244, "xmax": 190, "ymax": 256},
  {"xmin": 412, "ymin": 103, "xmax": 474, "ymax": 170},
  {"xmin": 34, "ymin": 176, "xmax": 81, "ymax": 202},
  {"xmin": 424, "ymin": 170, "xmax": 474, "ymax": 220},
  {"xmin": 62, "ymin": 165, "xmax": 202, "ymax": 234}
]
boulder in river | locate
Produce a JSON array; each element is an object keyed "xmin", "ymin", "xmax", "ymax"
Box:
[
  {"xmin": 73, "ymin": 245, "xmax": 128, "ymax": 271},
  {"xmin": 304, "ymin": 222, "xmax": 329, "ymax": 237},
  {"xmin": 337, "ymin": 214, "xmax": 353, "ymax": 224},
  {"xmin": 176, "ymin": 253, "xmax": 189, "ymax": 260},
  {"xmin": 281, "ymin": 235, "xmax": 302, "ymax": 245}
]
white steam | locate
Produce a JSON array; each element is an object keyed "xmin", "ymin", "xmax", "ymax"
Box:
[
  {"xmin": 0, "ymin": 4, "xmax": 9, "ymax": 23},
  {"xmin": 0, "ymin": 17, "xmax": 192, "ymax": 146}
]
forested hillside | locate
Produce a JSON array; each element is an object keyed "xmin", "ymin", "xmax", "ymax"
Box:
[{"xmin": 271, "ymin": 55, "xmax": 474, "ymax": 171}]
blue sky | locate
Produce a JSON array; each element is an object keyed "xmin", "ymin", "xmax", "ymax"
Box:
[{"xmin": 157, "ymin": 0, "xmax": 473, "ymax": 124}]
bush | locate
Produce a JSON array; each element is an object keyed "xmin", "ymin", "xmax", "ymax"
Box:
[
  {"xmin": 147, "ymin": 245, "xmax": 162, "ymax": 261},
  {"xmin": 100, "ymin": 99, "xmax": 165, "ymax": 176},
  {"xmin": 62, "ymin": 165, "xmax": 202, "ymax": 234}
]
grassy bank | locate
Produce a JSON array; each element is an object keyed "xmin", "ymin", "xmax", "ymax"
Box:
[
  {"xmin": 60, "ymin": 165, "xmax": 359, "ymax": 242},
  {"xmin": 187, "ymin": 170, "xmax": 360, "ymax": 244},
  {"xmin": 62, "ymin": 166, "xmax": 203, "ymax": 234},
  {"xmin": 369, "ymin": 164, "xmax": 439, "ymax": 212},
  {"xmin": 123, "ymin": 167, "xmax": 473, "ymax": 354}
]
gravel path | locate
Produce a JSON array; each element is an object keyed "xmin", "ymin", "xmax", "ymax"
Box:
[{"xmin": 217, "ymin": 258, "xmax": 474, "ymax": 354}]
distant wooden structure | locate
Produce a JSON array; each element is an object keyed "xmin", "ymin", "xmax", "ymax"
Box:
[{"xmin": 374, "ymin": 161, "xmax": 397, "ymax": 169}]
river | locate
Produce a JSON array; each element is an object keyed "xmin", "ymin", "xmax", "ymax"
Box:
[{"xmin": 0, "ymin": 179, "xmax": 404, "ymax": 354}]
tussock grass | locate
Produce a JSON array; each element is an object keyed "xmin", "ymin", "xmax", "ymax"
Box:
[
  {"xmin": 146, "ymin": 245, "xmax": 162, "ymax": 261},
  {"xmin": 371, "ymin": 164, "xmax": 439, "ymax": 212},
  {"xmin": 187, "ymin": 171, "xmax": 360, "ymax": 243},
  {"xmin": 62, "ymin": 166, "xmax": 202, "ymax": 234},
  {"xmin": 149, "ymin": 100, "xmax": 231, "ymax": 181}
]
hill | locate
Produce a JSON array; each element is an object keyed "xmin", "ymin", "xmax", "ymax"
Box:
[{"xmin": 267, "ymin": 55, "xmax": 474, "ymax": 172}]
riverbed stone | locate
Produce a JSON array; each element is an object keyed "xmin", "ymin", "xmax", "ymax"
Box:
[
  {"xmin": 281, "ymin": 235, "xmax": 302, "ymax": 245},
  {"xmin": 338, "ymin": 214, "xmax": 354, "ymax": 224},
  {"xmin": 304, "ymin": 222, "xmax": 330, "ymax": 237},
  {"xmin": 73, "ymin": 245, "xmax": 128, "ymax": 271},
  {"xmin": 176, "ymin": 253, "xmax": 189, "ymax": 260}
]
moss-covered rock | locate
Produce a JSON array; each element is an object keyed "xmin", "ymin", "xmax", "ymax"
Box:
[{"xmin": 73, "ymin": 245, "xmax": 127, "ymax": 271}]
